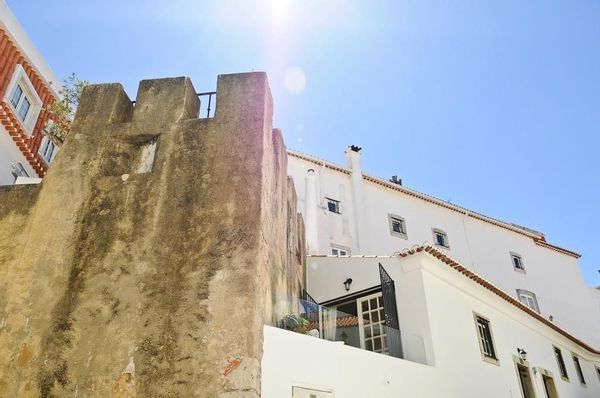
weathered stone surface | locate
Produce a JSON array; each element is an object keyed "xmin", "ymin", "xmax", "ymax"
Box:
[{"xmin": 0, "ymin": 73, "xmax": 304, "ymax": 397}]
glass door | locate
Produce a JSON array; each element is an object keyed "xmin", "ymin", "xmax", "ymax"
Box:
[{"xmin": 357, "ymin": 292, "xmax": 388, "ymax": 354}]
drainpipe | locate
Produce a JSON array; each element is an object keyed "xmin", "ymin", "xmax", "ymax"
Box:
[
  {"xmin": 305, "ymin": 168, "xmax": 319, "ymax": 254},
  {"xmin": 346, "ymin": 145, "xmax": 369, "ymax": 254}
]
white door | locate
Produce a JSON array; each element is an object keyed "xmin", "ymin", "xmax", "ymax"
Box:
[
  {"xmin": 357, "ymin": 292, "xmax": 389, "ymax": 354},
  {"xmin": 292, "ymin": 386, "xmax": 334, "ymax": 398}
]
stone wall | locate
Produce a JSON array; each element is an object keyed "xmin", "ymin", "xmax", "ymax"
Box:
[{"xmin": 0, "ymin": 72, "xmax": 305, "ymax": 397}]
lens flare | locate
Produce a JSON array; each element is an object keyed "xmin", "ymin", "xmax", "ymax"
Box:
[{"xmin": 284, "ymin": 66, "xmax": 306, "ymax": 94}]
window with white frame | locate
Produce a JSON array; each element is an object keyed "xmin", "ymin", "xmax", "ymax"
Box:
[
  {"xmin": 388, "ymin": 214, "xmax": 407, "ymax": 238},
  {"xmin": 331, "ymin": 246, "xmax": 349, "ymax": 256},
  {"xmin": 517, "ymin": 289, "xmax": 540, "ymax": 313},
  {"xmin": 432, "ymin": 228, "xmax": 449, "ymax": 248},
  {"xmin": 572, "ymin": 354, "xmax": 586, "ymax": 385},
  {"xmin": 510, "ymin": 252, "xmax": 525, "ymax": 272},
  {"xmin": 474, "ymin": 313, "xmax": 498, "ymax": 363},
  {"xmin": 4, "ymin": 64, "xmax": 42, "ymax": 135},
  {"xmin": 38, "ymin": 135, "xmax": 58, "ymax": 164}
]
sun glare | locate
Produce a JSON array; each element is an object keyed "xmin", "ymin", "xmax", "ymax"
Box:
[{"xmin": 269, "ymin": 0, "xmax": 293, "ymax": 25}]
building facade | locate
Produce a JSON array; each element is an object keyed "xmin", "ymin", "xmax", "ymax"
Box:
[
  {"xmin": 286, "ymin": 146, "xmax": 600, "ymax": 349},
  {"xmin": 0, "ymin": 0, "xmax": 60, "ymax": 186},
  {"xmin": 262, "ymin": 145, "xmax": 600, "ymax": 397}
]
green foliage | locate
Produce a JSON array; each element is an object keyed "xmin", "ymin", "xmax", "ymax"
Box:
[
  {"xmin": 44, "ymin": 73, "xmax": 89, "ymax": 144},
  {"xmin": 280, "ymin": 313, "xmax": 309, "ymax": 333}
]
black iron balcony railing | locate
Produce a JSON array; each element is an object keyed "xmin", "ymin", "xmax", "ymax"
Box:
[{"xmin": 197, "ymin": 91, "xmax": 216, "ymax": 118}]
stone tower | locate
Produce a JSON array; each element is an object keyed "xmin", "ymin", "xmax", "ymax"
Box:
[{"xmin": 0, "ymin": 72, "xmax": 305, "ymax": 397}]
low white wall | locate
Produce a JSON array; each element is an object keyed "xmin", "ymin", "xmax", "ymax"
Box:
[{"xmin": 262, "ymin": 325, "xmax": 438, "ymax": 398}]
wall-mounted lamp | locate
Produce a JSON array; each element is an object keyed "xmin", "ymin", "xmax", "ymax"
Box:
[
  {"xmin": 343, "ymin": 278, "xmax": 353, "ymax": 291},
  {"xmin": 517, "ymin": 348, "xmax": 528, "ymax": 361}
]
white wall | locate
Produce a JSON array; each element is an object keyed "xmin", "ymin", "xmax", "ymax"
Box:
[
  {"xmin": 0, "ymin": 125, "xmax": 36, "ymax": 186},
  {"xmin": 263, "ymin": 252, "xmax": 600, "ymax": 397},
  {"xmin": 0, "ymin": 0, "xmax": 60, "ymax": 96},
  {"xmin": 288, "ymin": 150, "xmax": 600, "ymax": 350}
]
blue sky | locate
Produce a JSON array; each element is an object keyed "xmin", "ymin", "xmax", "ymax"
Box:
[{"xmin": 10, "ymin": 0, "xmax": 600, "ymax": 285}]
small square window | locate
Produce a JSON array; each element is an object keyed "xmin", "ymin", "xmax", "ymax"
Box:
[
  {"xmin": 554, "ymin": 346, "xmax": 569, "ymax": 380},
  {"xmin": 474, "ymin": 314, "xmax": 497, "ymax": 363},
  {"xmin": 572, "ymin": 355, "xmax": 586, "ymax": 385},
  {"xmin": 388, "ymin": 214, "xmax": 407, "ymax": 238},
  {"xmin": 432, "ymin": 229, "xmax": 449, "ymax": 248},
  {"xmin": 510, "ymin": 253, "xmax": 525, "ymax": 271},
  {"xmin": 326, "ymin": 198, "xmax": 340, "ymax": 214}
]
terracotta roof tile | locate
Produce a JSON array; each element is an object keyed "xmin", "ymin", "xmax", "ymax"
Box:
[{"xmin": 399, "ymin": 245, "xmax": 598, "ymax": 354}]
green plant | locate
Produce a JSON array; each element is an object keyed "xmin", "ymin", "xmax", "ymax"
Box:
[
  {"xmin": 43, "ymin": 73, "xmax": 89, "ymax": 144},
  {"xmin": 280, "ymin": 313, "xmax": 309, "ymax": 332}
]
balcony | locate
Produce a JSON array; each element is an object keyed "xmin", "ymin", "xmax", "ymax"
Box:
[{"xmin": 278, "ymin": 298, "xmax": 428, "ymax": 366}]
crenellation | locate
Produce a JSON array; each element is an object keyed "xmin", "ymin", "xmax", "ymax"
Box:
[
  {"xmin": 0, "ymin": 72, "xmax": 306, "ymax": 397},
  {"xmin": 132, "ymin": 77, "xmax": 199, "ymax": 125}
]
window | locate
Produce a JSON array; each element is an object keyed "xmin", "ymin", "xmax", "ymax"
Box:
[
  {"xmin": 4, "ymin": 64, "xmax": 42, "ymax": 134},
  {"xmin": 9, "ymin": 82, "xmax": 32, "ymax": 122},
  {"xmin": 17, "ymin": 96, "xmax": 31, "ymax": 121},
  {"xmin": 517, "ymin": 289, "xmax": 540, "ymax": 313},
  {"xmin": 432, "ymin": 228, "xmax": 449, "ymax": 248},
  {"xmin": 510, "ymin": 252, "xmax": 525, "ymax": 272},
  {"xmin": 572, "ymin": 355, "xmax": 586, "ymax": 385},
  {"xmin": 596, "ymin": 366, "xmax": 600, "ymax": 383},
  {"xmin": 39, "ymin": 135, "xmax": 58, "ymax": 164},
  {"xmin": 358, "ymin": 293, "xmax": 388, "ymax": 355},
  {"xmin": 474, "ymin": 314, "xmax": 497, "ymax": 362},
  {"xmin": 326, "ymin": 197, "xmax": 340, "ymax": 214},
  {"xmin": 331, "ymin": 246, "xmax": 349, "ymax": 256},
  {"xmin": 9, "ymin": 84, "xmax": 23, "ymax": 107},
  {"xmin": 388, "ymin": 214, "xmax": 407, "ymax": 238},
  {"xmin": 553, "ymin": 346, "xmax": 569, "ymax": 380}
]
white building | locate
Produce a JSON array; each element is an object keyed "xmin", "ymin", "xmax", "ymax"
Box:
[
  {"xmin": 0, "ymin": 0, "xmax": 60, "ymax": 186},
  {"xmin": 260, "ymin": 146, "xmax": 600, "ymax": 398}
]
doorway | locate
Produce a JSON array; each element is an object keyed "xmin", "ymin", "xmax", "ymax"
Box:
[
  {"xmin": 542, "ymin": 374, "xmax": 559, "ymax": 398},
  {"xmin": 516, "ymin": 363, "xmax": 536, "ymax": 398},
  {"xmin": 357, "ymin": 292, "xmax": 388, "ymax": 354}
]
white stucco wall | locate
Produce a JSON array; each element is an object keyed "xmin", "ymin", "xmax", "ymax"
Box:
[
  {"xmin": 0, "ymin": 0, "xmax": 60, "ymax": 96},
  {"xmin": 263, "ymin": 253, "xmax": 600, "ymax": 397},
  {"xmin": 288, "ymin": 150, "xmax": 600, "ymax": 350},
  {"xmin": 0, "ymin": 125, "xmax": 36, "ymax": 186}
]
